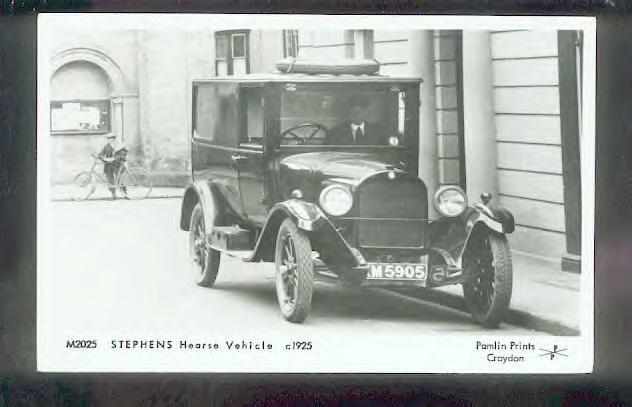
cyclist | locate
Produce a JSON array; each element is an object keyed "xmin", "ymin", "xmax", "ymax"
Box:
[{"xmin": 97, "ymin": 134, "xmax": 128, "ymax": 199}]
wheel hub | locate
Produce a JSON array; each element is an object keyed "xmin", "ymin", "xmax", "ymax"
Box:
[
  {"xmin": 193, "ymin": 221, "xmax": 207, "ymax": 271},
  {"xmin": 467, "ymin": 242, "xmax": 496, "ymax": 311}
]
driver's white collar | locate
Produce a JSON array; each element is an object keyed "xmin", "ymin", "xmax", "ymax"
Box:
[{"xmin": 350, "ymin": 122, "xmax": 365, "ymax": 133}]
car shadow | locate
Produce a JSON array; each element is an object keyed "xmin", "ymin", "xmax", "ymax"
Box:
[{"xmin": 211, "ymin": 279, "xmax": 476, "ymax": 327}]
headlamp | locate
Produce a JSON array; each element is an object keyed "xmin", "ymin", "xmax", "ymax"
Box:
[
  {"xmin": 434, "ymin": 186, "xmax": 468, "ymax": 217},
  {"xmin": 319, "ymin": 185, "xmax": 353, "ymax": 217}
]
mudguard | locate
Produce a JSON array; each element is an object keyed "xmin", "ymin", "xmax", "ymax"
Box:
[
  {"xmin": 248, "ymin": 200, "xmax": 361, "ymax": 268},
  {"xmin": 427, "ymin": 204, "xmax": 514, "ymax": 267},
  {"xmin": 470, "ymin": 203, "xmax": 515, "ymax": 234},
  {"xmin": 180, "ymin": 180, "xmax": 225, "ymax": 232}
]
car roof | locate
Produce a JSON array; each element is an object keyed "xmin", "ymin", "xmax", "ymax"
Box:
[{"xmin": 192, "ymin": 72, "xmax": 423, "ymax": 84}]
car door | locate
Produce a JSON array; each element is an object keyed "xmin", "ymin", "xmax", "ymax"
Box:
[
  {"xmin": 191, "ymin": 82, "xmax": 244, "ymax": 215},
  {"xmin": 235, "ymin": 85, "xmax": 268, "ymax": 224}
]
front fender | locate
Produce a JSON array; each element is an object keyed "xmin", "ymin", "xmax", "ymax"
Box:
[
  {"xmin": 427, "ymin": 204, "xmax": 514, "ymax": 266},
  {"xmin": 459, "ymin": 205, "xmax": 514, "ymax": 265},
  {"xmin": 470, "ymin": 203, "xmax": 515, "ymax": 234},
  {"xmin": 249, "ymin": 200, "xmax": 361, "ymax": 268}
]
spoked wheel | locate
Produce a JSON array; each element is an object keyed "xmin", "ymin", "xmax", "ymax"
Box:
[
  {"xmin": 118, "ymin": 167, "xmax": 152, "ymax": 200},
  {"xmin": 275, "ymin": 219, "xmax": 314, "ymax": 323},
  {"xmin": 72, "ymin": 171, "xmax": 95, "ymax": 201},
  {"xmin": 462, "ymin": 232, "xmax": 513, "ymax": 328},
  {"xmin": 189, "ymin": 203, "xmax": 221, "ymax": 287}
]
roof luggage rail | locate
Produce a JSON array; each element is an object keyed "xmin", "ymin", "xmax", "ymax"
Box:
[{"xmin": 275, "ymin": 58, "xmax": 381, "ymax": 76}]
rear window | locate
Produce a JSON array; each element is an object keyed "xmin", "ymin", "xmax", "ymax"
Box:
[{"xmin": 193, "ymin": 83, "xmax": 239, "ymax": 147}]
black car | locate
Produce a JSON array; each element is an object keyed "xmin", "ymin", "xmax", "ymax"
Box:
[{"xmin": 180, "ymin": 62, "xmax": 515, "ymax": 328}]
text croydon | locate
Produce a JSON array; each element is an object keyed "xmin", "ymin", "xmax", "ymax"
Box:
[{"xmin": 111, "ymin": 339, "xmax": 273, "ymax": 351}]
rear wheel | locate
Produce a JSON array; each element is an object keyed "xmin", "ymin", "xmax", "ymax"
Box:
[
  {"xmin": 189, "ymin": 203, "xmax": 221, "ymax": 287},
  {"xmin": 462, "ymin": 232, "xmax": 513, "ymax": 328},
  {"xmin": 72, "ymin": 171, "xmax": 95, "ymax": 201},
  {"xmin": 119, "ymin": 167, "xmax": 152, "ymax": 200},
  {"xmin": 275, "ymin": 219, "xmax": 314, "ymax": 323}
]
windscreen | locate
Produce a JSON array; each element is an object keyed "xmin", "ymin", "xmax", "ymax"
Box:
[{"xmin": 280, "ymin": 85, "xmax": 408, "ymax": 146}]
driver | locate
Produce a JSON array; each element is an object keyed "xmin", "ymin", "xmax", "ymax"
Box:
[{"xmin": 327, "ymin": 96, "xmax": 385, "ymax": 146}]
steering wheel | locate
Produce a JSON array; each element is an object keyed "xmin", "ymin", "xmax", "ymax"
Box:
[{"xmin": 280, "ymin": 123, "xmax": 329, "ymax": 145}]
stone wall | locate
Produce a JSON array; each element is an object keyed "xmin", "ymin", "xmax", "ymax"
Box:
[
  {"xmin": 490, "ymin": 30, "xmax": 567, "ymax": 260},
  {"xmin": 48, "ymin": 29, "xmax": 215, "ymax": 185}
]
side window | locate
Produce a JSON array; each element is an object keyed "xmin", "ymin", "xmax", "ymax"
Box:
[
  {"xmin": 241, "ymin": 87, "xmax": 264, "ymax": 146},
  {"xmin": 193, "ymin": 84, "xmax": 239, "ymax": 148}
]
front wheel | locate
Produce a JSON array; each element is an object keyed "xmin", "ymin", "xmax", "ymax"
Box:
[
  {"xmin": 118, "ymin": 167, "xmax": 152, "ymax": 200},
  {"xmin": 275, "ymin": 219, "xmax": 314, "ymax": 323},
  {"xmin": 462, "ymin": 232, "xmax": 513, "ymax": 328},
  {"xmin": 72, "ymin": 171, "xmax": 95, "ymax": 201}
]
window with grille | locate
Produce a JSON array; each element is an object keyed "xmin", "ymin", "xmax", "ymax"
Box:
[{"xmin": 215, "ymin": 30, "xmax": 250, "ymax": 76}]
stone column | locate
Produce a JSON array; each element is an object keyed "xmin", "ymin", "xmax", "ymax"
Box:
[
  {"xmin": 462, "ymin": 31, "xmax": 498, "ymax": 203},
  {"xmin": 408, "ymin": 31, "xmax": 438, "ymax": 218},
  {"xmin": 110, "ymin": 97, "xmax": 123, "ymax": 140},
  {"xmin": 558, "ymin": 31, "xmax": 582, "ymax": 272}
]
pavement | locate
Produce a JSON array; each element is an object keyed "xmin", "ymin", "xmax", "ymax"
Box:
[
  {"xmin": 478, "ymin": 253, "xmax": 581, "ymax": 334},
  {"xmin": 50, "ymin": 184, "xmax": 184, "ymax": 201},
  {"xmin": 48, "ymin": 186, "xmax": 582, "ymax": 335},
  {"xmin": 395, "ymin": 254, "xmax": 581, "ymax": 335}
]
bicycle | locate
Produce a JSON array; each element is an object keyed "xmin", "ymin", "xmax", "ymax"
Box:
[{"xmin": 72, "ymin": 154, "xmax": 153, "ymax": 201}]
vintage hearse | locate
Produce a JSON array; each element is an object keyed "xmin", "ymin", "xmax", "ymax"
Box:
[{"xmin": 179, "ymin": 61, "xmax": 515, "ymax": 328}]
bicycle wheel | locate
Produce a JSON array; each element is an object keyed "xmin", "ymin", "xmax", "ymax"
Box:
[
  {"xmin": 118, "ymin": 167, "xmax": 152, "ymax": 200},
  {"xmin": 72, "ymin": 171, "xmax": 95, "ymax": 201}
]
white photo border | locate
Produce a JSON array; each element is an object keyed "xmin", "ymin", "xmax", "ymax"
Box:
[{"xmin": 37, "ymin": 13, "xmax": 596, "ymax": 373}]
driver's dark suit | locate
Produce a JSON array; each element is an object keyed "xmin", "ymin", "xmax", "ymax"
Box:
[{"xmin": 327, "ymin": 121, "xmax": 385, "ymax": 145}]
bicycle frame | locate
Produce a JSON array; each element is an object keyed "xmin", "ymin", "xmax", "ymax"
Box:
[
  {"xmin": 89, "ymin": 157, "xmax": 128, "ymax": 189},
  {"xmin": 75, "ymin": 153, "xmax": 152, "ymax": 201}
]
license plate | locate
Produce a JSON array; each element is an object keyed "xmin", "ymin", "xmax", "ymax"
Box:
[{"xmin": 366, "ymin": 263, "xmax": 427, "ymax": 281}]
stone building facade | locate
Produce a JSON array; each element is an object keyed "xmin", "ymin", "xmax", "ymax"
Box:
[{"xmin": 47, "ymin": 28, "xmax": 582, "ymax": 271}]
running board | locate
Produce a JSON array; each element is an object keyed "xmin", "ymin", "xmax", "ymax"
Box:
[
  {"xmin": 210, "ymin": 226, "xmax": 253, "ymax": 251},
  {"xmin": 222, "ymin": 250, "xmax": 254, "ymax": 261}
]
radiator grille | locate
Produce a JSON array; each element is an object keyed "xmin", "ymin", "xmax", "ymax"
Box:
[{"xmin": 356, "ymin": 174, "xmax": 428, "ymax": 248}]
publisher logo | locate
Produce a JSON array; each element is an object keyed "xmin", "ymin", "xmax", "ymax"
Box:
[{"xmin": 539, "ymin": 345, "xmax": 568, "ymax": 360}]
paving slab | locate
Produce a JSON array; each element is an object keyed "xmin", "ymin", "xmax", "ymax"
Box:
[{"xmin": 426, "ymin": 253, "xmax": 581, "ymax": 335}]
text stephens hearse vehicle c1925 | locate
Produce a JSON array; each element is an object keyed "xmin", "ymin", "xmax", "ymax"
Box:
[{"xmin": 180, "ymin": 59, "xmax": 515, "ymax": 328}]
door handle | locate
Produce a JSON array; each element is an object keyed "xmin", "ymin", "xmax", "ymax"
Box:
[
  {"xmin": 230, "ymin": 154, "xmax": 248, "ymax": 168},
  {"xmin": 230, "ymin": 154, "xmax": 248, "ymax": 163}
]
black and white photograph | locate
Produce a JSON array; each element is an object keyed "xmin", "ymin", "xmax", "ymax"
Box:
[{"xmin": 37, "ymin": 14, "xmax": 595, "ymax": 373}]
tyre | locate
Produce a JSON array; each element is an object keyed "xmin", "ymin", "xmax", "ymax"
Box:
[
  {"xmin": 72, "ymin": 171, "xmax": 95, "ymax": 201},
  {"xmin": 119, "ymin": 167, "xmax": 152, "ymax": 200},
  {"xmin": 189, "ymin": 203, "xmax": 221, "ymax": 287},
  {"xmin": 275, "ymin": 218, "xmax": 314, "ymax": 323},
  {"xmin": 462, "ymin": 232, "xmax": 513, "ymax": 329}
]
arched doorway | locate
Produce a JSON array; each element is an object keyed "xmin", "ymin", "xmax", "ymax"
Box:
[
  {"xmin": 49, "ymin": 48, "xmax": 129, "ymax": 183},
  {"xmin": 50, "ymin": 61, "xmax": 112, "ymax": 134}
]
